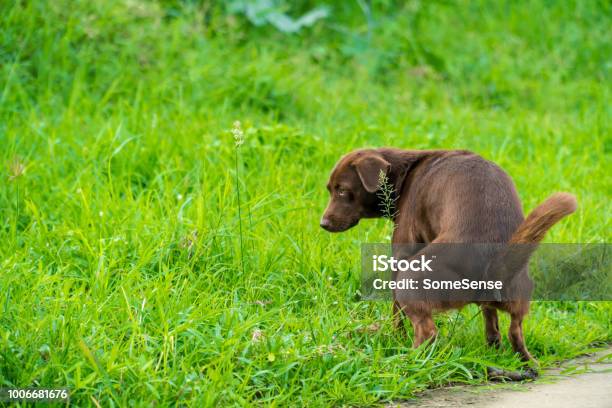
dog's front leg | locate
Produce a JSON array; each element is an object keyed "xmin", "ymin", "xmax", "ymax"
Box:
[
  {"xmin": 404, "ymin": 307, "xmax": 437, "ymax": 348},
  {"xmin": 391, "ymin": 243, "xmax": 441, "ymax": 347}
]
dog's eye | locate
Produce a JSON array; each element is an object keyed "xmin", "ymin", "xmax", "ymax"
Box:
[{"xmin": 337, "ymin": 189, "xmax": 346, "ymax": 196}]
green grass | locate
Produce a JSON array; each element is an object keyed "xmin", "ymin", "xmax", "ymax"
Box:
[{"xmin": 1, "ymin": 0, "xmax": 610, "ymax": 406}]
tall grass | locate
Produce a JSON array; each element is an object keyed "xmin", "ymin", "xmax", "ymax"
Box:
[
  {"xmin": 0, "ymin": 0, "xmax": 610, "ymax": 406},
  {"xmin": 232, "ymin": 121, "xmax": 246, "ymax": 275}
]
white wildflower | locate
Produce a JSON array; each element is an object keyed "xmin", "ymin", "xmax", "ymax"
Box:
[
  {"xmin": 232, "ymin": 121, "xmax": 244, "ymax": 147},
  {"xmin": 251, "ymin": 328, "xmax": 264, "ymax": 343},
  {"xmin": 8, "ymin": 157, "xmax": 26, "ymax": 181}
]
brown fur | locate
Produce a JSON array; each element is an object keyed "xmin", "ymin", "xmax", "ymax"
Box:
[{"xmin": 321, "ymin": 148, "xmax": 577, "ymax": 379}]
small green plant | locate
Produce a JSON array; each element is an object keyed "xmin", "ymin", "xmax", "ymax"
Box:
[{"xmin": 377, "ymin": 169, "xmax": 397, "ymax": 221}]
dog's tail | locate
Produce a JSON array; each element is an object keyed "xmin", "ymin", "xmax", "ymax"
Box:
[{"xmin": 509, "ymin": 192, "xmax": 577, "ymax": 244}]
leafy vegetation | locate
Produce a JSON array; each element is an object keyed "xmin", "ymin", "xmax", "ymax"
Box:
[{"xmin": 1, "ymin": 0, "xmax": 610, "ymax": 406}]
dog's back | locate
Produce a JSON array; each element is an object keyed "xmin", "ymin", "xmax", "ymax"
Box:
[{"xmin": 393, "ymin": 151, "xmax": 525, "ymax": 244}]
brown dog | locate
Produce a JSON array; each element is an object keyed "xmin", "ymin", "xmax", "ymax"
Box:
[{"xmin": 321, "ymin": 148, "xmax": 576, "ymax": 375}]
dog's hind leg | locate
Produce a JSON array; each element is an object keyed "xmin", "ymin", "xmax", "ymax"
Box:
[
  {"xmin": 487, "ymin": 301, "xmax": 538, "ymax": 381},
  {"xmin": 482, "ymin": 306, "xmax": 501, "ymax": 347},
  {"xmin": 487, "ymin": 309, "xmax": 538, "ymax": 381},
  {"xmin": 509, "ymin": 310, "xmax": 533, "ymax": 362}
]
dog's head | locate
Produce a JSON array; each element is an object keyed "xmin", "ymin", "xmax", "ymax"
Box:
[{"xmin": 320, "ymin": 149, "xmax": 398, "ymax": 232}]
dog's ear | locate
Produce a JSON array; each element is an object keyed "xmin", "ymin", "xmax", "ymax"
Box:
[{"xmin": 353, "ymin": 154, "xmax": 391, "ymax": 193}]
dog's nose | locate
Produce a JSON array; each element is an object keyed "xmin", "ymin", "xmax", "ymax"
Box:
[{"xmin": 320, "ymin": 217, "xmax": 332, "ymax": 230}]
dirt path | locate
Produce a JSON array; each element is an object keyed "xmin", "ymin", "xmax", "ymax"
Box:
[{"xmin": 392, "ymin": 348, "xmax": 612, "ymax": 408}]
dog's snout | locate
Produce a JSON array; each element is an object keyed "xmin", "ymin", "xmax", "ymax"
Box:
[{"xmin": 320, "ymin": 217, "xmax": 332, "ymax": 230}]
